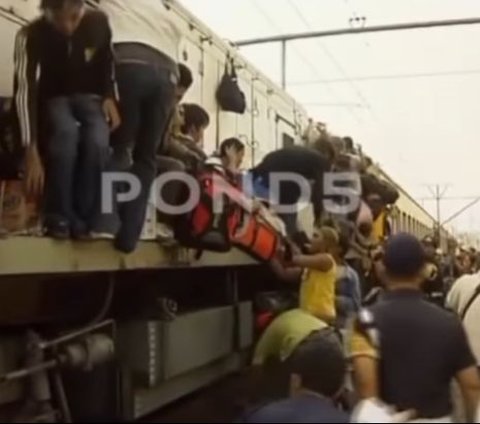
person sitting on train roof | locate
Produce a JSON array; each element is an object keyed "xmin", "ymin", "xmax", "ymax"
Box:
[
  {"xmin": 14, "ymin": 0, "xmax": 119, "ymax": 239},
  {"xmin": 242, "ymin": 321, "xmax": 348, "ymax": 423},
  {"xmin": 91, "ymin": 0, "xmax": 182, "ymax": 253},
  {"xmin": 154, "ymin": 104, "xmax": 211, "ymax": 242},
  {"xmin": 206, "ymin": 137, "xmax": 246, "ymax": 179},
  {"xmin": 250, "ymin": 145, "xmax": 333, "ymax": 237},
  {"xmin": 165, "ymin": 103, "xmax": 208, "ymax": 171},
  {"xmin": 155, "ymin": 78, "xmax": 207, "ymax": 241}
]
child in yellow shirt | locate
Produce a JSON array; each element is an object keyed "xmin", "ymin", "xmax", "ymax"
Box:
[{"xmin": 291, "ymin": 227, "xmax": 339, "ymax": 324}]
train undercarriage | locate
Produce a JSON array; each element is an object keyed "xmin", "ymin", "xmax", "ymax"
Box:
[{"xmin": 0, "ymin": 238, "xmax": 275, "ymax": 422}]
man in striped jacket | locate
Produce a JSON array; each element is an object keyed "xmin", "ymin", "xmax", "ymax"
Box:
[{"xmin": 14, "ymin": 0, "xmax": 119, "ymax": 239}]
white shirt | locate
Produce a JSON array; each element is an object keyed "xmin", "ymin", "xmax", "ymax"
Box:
[
  {"xmin": 446, "ymin": 272, "xmax": 480, "ymax": 365},
  {"xmin": 92, "ymin": 0, "xmax": 182, "ymax": 61}
]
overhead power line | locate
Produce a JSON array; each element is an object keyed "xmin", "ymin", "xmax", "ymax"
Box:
[
  {"xmin": 234, "ymin": 17, "xmax": 480, "ymax": 46},
  {"xmin": 287, "ymin": 68, "xmax": 480, "ymax": 85},
  {"xmin": 246, "ymin": 0, "xmax": 363, "ymax": 123},
  {"xmin": 285, "ymin": 0, "xmax": 374, "ymax": 115}
]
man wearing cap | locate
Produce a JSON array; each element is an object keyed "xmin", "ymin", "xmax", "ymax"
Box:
[{"xmin": 350, "ymin": 233, "xmax": 480, "ymax": 422}]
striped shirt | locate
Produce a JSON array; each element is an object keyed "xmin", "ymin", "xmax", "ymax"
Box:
[{"xmin": 13, "ymin": 10, "xmax": 116, "ymax": 146}]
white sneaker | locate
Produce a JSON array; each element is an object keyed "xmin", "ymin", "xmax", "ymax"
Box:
[
  {"xmin": 90, "ymin": 232, "xmax": 115, "ymax": 240},
  {"xmin": 156, "ymin": 223, "xmax": 174, "ymax": 240}
]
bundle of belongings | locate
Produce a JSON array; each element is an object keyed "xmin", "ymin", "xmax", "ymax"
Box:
[{"xmin": 0, "ymin": 98, "xmax": 40, "ymax": 235}]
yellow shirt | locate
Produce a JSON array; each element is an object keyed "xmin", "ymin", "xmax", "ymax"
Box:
[
  {"xmin": 252, "ymin": 309, "xmax": 328, "ymax": 366},
  {"xmin": 300, "ymin": 257, "xmax": 337, "ymax": 320},
  {"xmin": 372, "ymin": 211, "xmax": 386, "ymax": 243}
]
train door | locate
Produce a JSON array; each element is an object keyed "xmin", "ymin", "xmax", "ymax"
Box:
[
  {"xmin": 201, "ymin": 48, "xmax": 221, "ymax": 155},
  {"xmin": 179, "ymin": 39, "xmax": 203, "ymax": 104},
  {"xmin": 275, "ymin": 113, "xmax": 297, "ymax": 150},
  {"xmin": 251, "ymin": 84, "xmax": 273, "ymax": 165},
  {"xmin": 235, "ymin": 67, "xmax": 253, "ymax": 169}
]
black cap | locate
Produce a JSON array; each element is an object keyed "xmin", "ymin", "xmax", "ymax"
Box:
[
  {"xmin": 383, "ymin": 233, "xmax": 426, "ymax": 279},
  {"xmin": 289, "ymin": 329, "xmax": 346, "ymax": 398}
]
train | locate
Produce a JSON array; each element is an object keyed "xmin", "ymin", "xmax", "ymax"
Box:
[{"xmin": 0, "ymin": 0, "xmax": 450, "ymax": 422}]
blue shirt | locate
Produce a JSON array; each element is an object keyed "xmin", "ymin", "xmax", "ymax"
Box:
[
  {"xmin": 238, "ymin": 394, "xmax": 349, "ymax": 423},
  {"xmin": 242, "ymin": 171, "xmax": 271, "ymax": 201},
  {"xmin": 336, "ymin": 265, "xmax": 362, "ymax": 326}
]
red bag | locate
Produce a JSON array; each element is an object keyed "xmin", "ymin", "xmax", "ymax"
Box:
[
  {"xmin": 229, "ymin": 209, "xmax": 279, "ymax": 262},
  {"xmin": 174, "ymin": 170, "xmax": 232, "ymax": 252}
]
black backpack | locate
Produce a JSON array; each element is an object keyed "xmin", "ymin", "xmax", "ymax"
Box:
[{"xmin": 216, "ymin": 58, "xmax": 246, "ymax": 114}]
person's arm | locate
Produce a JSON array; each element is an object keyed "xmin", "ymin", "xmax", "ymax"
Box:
[
  {"xmin": 311, "ymin": 172, "xmax": 324, "ymax": 222},
  {"xmin": 269, "ymin": 257, "xmax": 302, "ymax": 284},
  {"xmin": 97, "ymin": 13, "xmax": 120, "ymax": 131},
  {"xmin": 349, "ymin": 318, "xmax": 380, "ymax": 399},
  {"xmin": 291, "ymin": 253, "xmax": 334, "ymax": 272},
  {"xmin": 352, "ymin": 356, "xmax": 379, "ymax": 400},
  {"xmin": 13, "ymin": 26, "xmax": 43, "ymax": 197},
  {"xmin": 167, "ymin": 135, "xmax": 202, "ymax": 163},
  {"xmin": 456, "ymin": 366, "xmax": 480, "ymax": 422},
  {"xmin": 449, "ymin": 319, "xmax": 480, "ymax": 422}
]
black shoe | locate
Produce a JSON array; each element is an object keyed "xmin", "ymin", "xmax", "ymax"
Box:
[
  {"xmin": 71, "ymin": 221, "xmax": 90, "ymax": 241},
  {"xmin": 45, "ymin": 221, "xmax": 70, "ymax": 240}
]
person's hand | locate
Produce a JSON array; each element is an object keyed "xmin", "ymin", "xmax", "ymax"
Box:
[
  {"xmin": 24, "ymin": 144, "xmax": 44, "ymax": 198},
  {"xmin": 251, "ymin": 199, "xmax": 263, "ymax": 214},
  {"xmin": 103, "ymin": 98, "xmax": 121, "ymax": 131},
  {"xmin": 371, "ymin": 246, "xmax": 384, "ymax": 262}
]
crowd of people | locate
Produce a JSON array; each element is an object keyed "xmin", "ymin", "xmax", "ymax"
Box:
[
  {"xmin": 237, "ymin": 229, "xmax": 480, "ymax": 423},
  {"xmin": 4, "ymin": 1, "xmax": 480, "ymax": 422}
]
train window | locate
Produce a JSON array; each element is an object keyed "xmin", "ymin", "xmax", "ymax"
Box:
[{"xmin": 282, "ymin": 133, "xmax": 295, "ymax": 148}]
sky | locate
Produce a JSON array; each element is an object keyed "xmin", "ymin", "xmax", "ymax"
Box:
[{"xmin": 181, "ymin": 0, "xmax": 480, "ymax": 235}]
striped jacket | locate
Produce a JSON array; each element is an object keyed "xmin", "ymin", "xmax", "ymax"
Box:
[{"xmin": 13, "ymin": 10, "xmax": 116, "ymax": 147}]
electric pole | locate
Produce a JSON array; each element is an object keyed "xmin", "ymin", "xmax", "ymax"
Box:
[{"xmin": 426, "ymin": 184, "xmax": 449, "ymax": 244}]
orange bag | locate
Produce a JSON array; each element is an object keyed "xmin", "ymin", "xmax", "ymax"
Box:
[{"xmin": 229, "ymin": 209, "xmax": 280, "ymax": 262}]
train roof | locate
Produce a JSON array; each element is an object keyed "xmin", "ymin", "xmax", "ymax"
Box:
[{"xmin": 0, "ymin": 237, "xmax": 256, "ymax": 276}]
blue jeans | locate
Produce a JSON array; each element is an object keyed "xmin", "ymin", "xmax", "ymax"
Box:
[
  {"xmin": 112, "ymin": 62, "xmax": 176, "ymax": 253},
  {"xmin": 45, "ymin": 95, "xmax": 109, "ymax": 233}
]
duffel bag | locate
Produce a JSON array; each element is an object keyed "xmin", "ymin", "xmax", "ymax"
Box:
[{"xmin": 229, "ymin": 208, "xmax": 280, "ymax": 262}]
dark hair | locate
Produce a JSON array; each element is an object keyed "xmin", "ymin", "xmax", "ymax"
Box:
[
  {"xmin": 180, "ymin": 104, "xmax": 210, "ymax": 134},
  {"xmin": 383, "ymin": 233, "xmax": 427, "ymax": 279},
  {"xmin": 178, "ymin": 63, "xmax": 193, "ymax": 90},
  {"xmin": 41, "ymin": 0, "xmax": 84, "ymax": 10},
  {"xmin": 289, "ymin": 329, "xmax": 346, "ymax": 398},
  {"xmin": 219, "ymin": 137, "xmax": 245, "ymax": 157}
]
